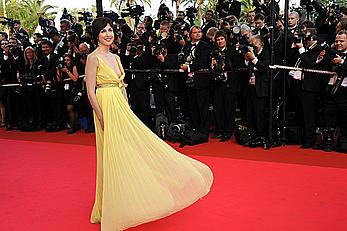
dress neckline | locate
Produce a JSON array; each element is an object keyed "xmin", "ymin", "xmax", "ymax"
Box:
[{"xmin": 96, "ymin": 54, "xmax": 121, "ymax": 78}]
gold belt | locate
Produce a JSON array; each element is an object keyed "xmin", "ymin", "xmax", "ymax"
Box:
[{"xmin": 96, "ymin": 83, "xmax": 119, "ymax": 88}]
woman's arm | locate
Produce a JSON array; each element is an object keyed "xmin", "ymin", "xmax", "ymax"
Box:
[
  {"xmin": 71, "ymin": 65, "xmax": 79, "ymax": 82},
  {"xmin": 85, "ymin": 54, "xmax": 104, "ymax": 129}
]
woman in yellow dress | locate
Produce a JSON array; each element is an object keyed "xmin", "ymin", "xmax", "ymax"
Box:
[{"xmin": 85, "ymin": 17, "xmax": 213, "ymax": 231}]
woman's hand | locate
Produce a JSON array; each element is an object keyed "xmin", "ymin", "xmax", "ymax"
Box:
[{"xmin": 97, "ymin": 113, "xmax": 104, "ymax": 130}]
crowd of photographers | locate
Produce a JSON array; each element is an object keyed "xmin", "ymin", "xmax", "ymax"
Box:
[{"xmin": 1, "ymin": 0, "xmax": 347, "ymax": 152}]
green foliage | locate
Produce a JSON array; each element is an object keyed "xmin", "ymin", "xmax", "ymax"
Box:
[
  {"xmin": 5, "ymin": 0, "xmax": 56, "ymax": 36},
  {"xmin": 239, "ymin": 0, "xmax": 255, "ymax": 22}
]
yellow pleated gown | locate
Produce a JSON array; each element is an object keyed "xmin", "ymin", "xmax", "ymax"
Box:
[{"xmin": 90, "ymin": 54, "xmax": 213, "ymax": 231}]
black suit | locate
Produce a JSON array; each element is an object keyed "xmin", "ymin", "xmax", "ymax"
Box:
[
  {"xmin": 201, "ymin": 20, "xmax": 217, "ymax": 42},
  {"xmin": 152, "ymin": 54, "xmax": 180, "ymax": 121},
  {"xmin": 128, "ymin": 52, "xmax": 155, "ymax": 128},
  {"xmin": 182, "ymin": 40, "xmax": 212, "ymax": 133},
  {"xmin": 292, "ymin": 44, "xmax": 324, "ymax": 144},
  {"xmin": 42, "ymin": 53, "xmax": 64, "ymax": 129},
  {"xmin": 246, "ymin": 48, "xmax": 270, "ymax": 137},
  {"xmin": 323, "ymin": 51, "xmax": 347, "ymax": 133}
]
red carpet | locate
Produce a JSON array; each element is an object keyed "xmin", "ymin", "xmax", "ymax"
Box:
[{"xmin": 1, "ymin": 129, "xmax": 347, "ymax": 231}]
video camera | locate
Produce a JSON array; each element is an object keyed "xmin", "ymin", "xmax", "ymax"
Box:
[
  {"xmin": 0, "ymin": 17, "xmax": 14, "ymax": 29},
  {"xmin": 60, "ymin": 8, "xmax": 72, "ymax": 21},
  {"xmin": 78, "ymin": 11, "xmax": 93, "ymax": 23},
  {"xmin": 121, "ymin": 4, "xmax": 144, "ymax": 19},
  {"xmin": 103, "ymin": 11, "xmax": 119, "ymax": 23},
  {"xmin": 157, "ymin": 4, "xmax": 170, "ymax": 21},
  {"xmin": 186, "ymin": 6, "xmax": 197, "ymax": 25},
  {"xmin": 78, "ymin": 11, "xmax": 93, "ymax": 32}
]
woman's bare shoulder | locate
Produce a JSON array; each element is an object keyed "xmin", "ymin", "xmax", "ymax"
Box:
[{"xmin": 87, "ymin": 52, "xmax": 99, "ymax": 64}]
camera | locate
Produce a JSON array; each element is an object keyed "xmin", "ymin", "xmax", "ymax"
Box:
[
  {"xmin": 78, "ymin": 11, "xmax": 93, "ymax": 23},
  {"xmin": 103, "ymin": 11, "xmax": 119, "ymax": 23},
  {"xmin": 0, "ymin": 17, "xmax": 14, "ymax": 29},
  {"xmin": 186, "ymin": 7, "xmax": 197, "ymax": 20},
  {"xmin": 293, "ymin": 31, "xmax": 305, "ymax": 44},
  {"xmin": 157, "ymin": 4, "xmax": 170, "ymax": 21},
  {"xmin": 212, "ymin": 50, "xmax": 227, "ymax": 82},
  {"xmin": 57, "ymin": 57, "xmax": 66, "ymax": 69},
  {"xmin": 60, "ymin": 8, "xmax": 72, "ymax": 21},
  {"xmin": 172, "ymin": 123, "xmax": 188, "ymax": 134},
  {"xmin": 127, "ymin": 42, "xmax": 138, "ymax": 55},
  {"xmin": 45, "ymin": 80, "xmax": 52, "ymax": 94},
  {"xmin": 177, "ymin": 51, "xmax": 187, "ymax": 65},
  {"xmin": 15, "ymin": 73, "xmax": 38, "ymax": 94},
  {"xmin": 67, "ymin": 30, "xmax": 78, "ymax": 44},
  {"xmin": 121, "ymin": 4, "xmax": 144, "ymax": 19},
  {"xmin": 240, "ymin": 44, "xmax": 258, "ymax": 55}
]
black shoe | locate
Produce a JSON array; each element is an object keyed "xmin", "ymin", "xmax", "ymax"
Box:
[
  {"xmin": 220, "ymin": 135, "xmax": 231, "ymax": 142},
  {"xmin": 5, "ymin": 124, "xmax": 13, "ymax": 131},
  {"xmin": 67, "ymin": 128, "xmax": 76, "ymax": 134},
  {"xmin": 248, "ymin": 136, "xmax": 267, "ymax": 148},
  {"xmin": 300, "ymin": 143, "xmax": 312, "ymax": 149},
  {"xmin": 211, "ymin": 133, "xmax": 223, "ymax": 139},
  {"xmin": 85, "ymin": 127, "xmax": 95, "ymax": 133}
]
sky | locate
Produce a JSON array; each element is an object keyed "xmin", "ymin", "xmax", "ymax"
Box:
[
  {"xmin": 45, "ymin": 0, "xmax": 177, "ymax": 17},
  {"xmin": 45, "ymin": 0, "xmax": 302, "ymax": 19}
]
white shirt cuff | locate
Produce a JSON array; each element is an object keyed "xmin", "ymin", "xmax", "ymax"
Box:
[
  {"xmin": 252, "ymin": 57, "xmax": 258, "ymax": 65},
  {"xmin": 298, "ymin": 47, "xmax": 306, "ymax": 54}
]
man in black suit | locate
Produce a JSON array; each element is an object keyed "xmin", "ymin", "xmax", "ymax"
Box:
[
  {"xmin": 152, "ymin": 43, "xmax": 180, "ymax": 122},
  {"xmin": 244, "ymin": 35, "xmax": 270, "ymax": 148},
  {"xmin": 211, "ymin": 30, "xmax": 241, "ymax": 142},
  {"xmin": 128, "ymin": 51, "xmax": 155, "ymax": 129},
  {"xmin": 216, "ymin": 0, "xmax": 241, "ymax": 19},
  {"xmin": 180, "ymin": 26, "xmax": 212, "ymax": 135},
  {"xmin": 41, "ymin": 40, "xmax": 64, "ymax": 132},
  {"xmin": 320, "ymin": 30, "xmax": 347, "ymax": 152},
  {"xmin": 291, "ymin": 28, "xmax": 323, "ymax": 148},
  {"xmin": 201, "ymin": 10, "xmax": 217, "ymax": 43}
]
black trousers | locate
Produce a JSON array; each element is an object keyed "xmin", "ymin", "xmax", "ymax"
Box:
[
  {"xmin": 323, "ymin": 87, "xmax": 347, "ymax": 132},
  {"xmin": 18, "ymin": 87, "xmax": 43, "ymax": 127},
  {"xmin": 129, "ymin": 88, "xmax": 152, "ymax": 129},
  {"xmin": 187, "ymin": 87, "xmax": 210, "ymax": 134},
  {"xmin": 293, "ymin": 83, "xmax": 318, "ymax": 143},
  {"xmin": 246, "ymin": 85, "xmax": 267, "ymax": 137},
  {"xmin": 152, "ymin": 82, "xmax": 177, "ymax": 122},
  {"xmin": 213, "ymin": 83, "xmax": 238, "ymax": 136}
]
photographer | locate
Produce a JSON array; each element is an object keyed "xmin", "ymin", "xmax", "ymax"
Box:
[
  {"xmin": 216, "ymin": 0, "xmax": 241, "ymax": 19},
  {"xmin": 32, "ymin": 33, "xmax": 43, "ymax": 59},
  {"xmin": 76, "ymin": 43, "xmax": 94, "ymax": 133},
  {"xmin": 66, "ymin": 30, "xmax": 80, "ymax": 57},
  {"xmin": 152, "ymin": 42, "xmax": 179, "ymax": 122},
  {"xmin": 71, "ymin": 16, "xmax": 83, "ymax": 38},
  {"xmin": 291, "ymin": 28, "xmax": 324, "ymax": 149},
  {"xmin": 49, "ymin": 28, "xmax": 68, "ymax": 58},
  {"xmin": 57, "ymin": 53, "xmax": 79, "ymax": 134},
  {"xmin": 253, "ymin": 13, "xmax": 270, "ymax": 50},
  {"xmin": 180, "ymin": 26, "xmax": 212, "ymax": 136},
  {"xmin": 13, "ymin": 20, "xmax": 30, "ymax": 44},
  {"xmin": 319, "ymin": 30, "xmax": 347, "ymax": 152},
  {"xmin": 128, "ymin": 48, "xmax": 156, "ymax": 128},
  {"xmin": 41, "ymin": 40, "xmax": 64, "ymax": 132},
  {"xmin": 201, "ymin": 10, "xmax": 217, "ymax": 43},
  {"xmin": 211, "ymin": 31, "xmax": 239, "ymax": 142},
  {"xmin": 60, "ymin": 19, "xmax": 71, "ymax": 36},
  {"xmin": 1, "ymin": 38, "xmax": 23, "ymax": 130},
  {"xmin": 244, "ymin": 35, "xmax": 270, "ymax": 148},
  {"xmin": 17, "ymin": 47, "xmax": 44, "ymax": 131}
]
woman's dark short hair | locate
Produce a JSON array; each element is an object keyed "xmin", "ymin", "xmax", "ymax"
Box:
[{"xmin": 92, "ymin": 17, "xmax": 114, "ymax": 43}]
